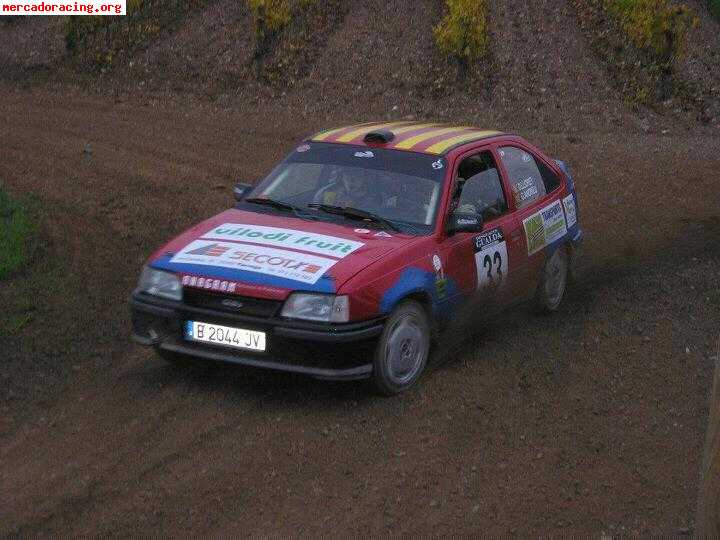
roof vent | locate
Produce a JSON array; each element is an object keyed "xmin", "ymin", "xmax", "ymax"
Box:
[{"xmin": 364, "ymin": 129, "xmax": 395, "ymax": 144}]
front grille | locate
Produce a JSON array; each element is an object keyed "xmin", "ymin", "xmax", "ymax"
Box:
[{"xmin": 183, "ymin": 289, "xmax": 282, "ymax": 318}]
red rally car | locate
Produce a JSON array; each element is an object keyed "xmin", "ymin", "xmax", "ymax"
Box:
[{"xmin": 131, "ymin": 121, "xmax": 583, "ymax": 395}]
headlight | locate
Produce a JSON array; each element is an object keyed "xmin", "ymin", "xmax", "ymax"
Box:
[
  {"xmin": 281, "ymin": 293, "xmax": 349, "ymax": 323},
  {"xmin": 138, "ymin": 267, "xmax": 182, "ymax": 301}
]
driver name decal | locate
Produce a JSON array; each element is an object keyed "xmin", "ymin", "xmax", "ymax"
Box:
[
  {"xmin": 171, "ymin": 240, "xmax": 337, "ymax": 285},
  {"xmin": 202, "ymin": 223, "xmax": 364, "ymax": 258}
]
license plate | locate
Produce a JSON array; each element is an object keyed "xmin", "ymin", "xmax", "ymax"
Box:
[{"xmin": 184, "ymin": 321, "xmax": 266, "ymax": 352}]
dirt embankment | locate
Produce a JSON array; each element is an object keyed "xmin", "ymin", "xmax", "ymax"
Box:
[
  {"xmin": 1, "ymin": 0, "xmax": 719, "ymax": 132},
  {"xmin": 0, "ymin": 87, "xmax": 718, "ymax": 536}
]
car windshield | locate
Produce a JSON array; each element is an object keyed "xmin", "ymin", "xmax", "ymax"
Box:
[{"xmin": 243, "ymin": 143, "xmax": 447, "ymax": 235}]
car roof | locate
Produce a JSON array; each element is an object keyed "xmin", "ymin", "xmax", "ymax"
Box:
[{"xmin": 308, "ymin": 121, "xmax": 505, "ymax": 156}]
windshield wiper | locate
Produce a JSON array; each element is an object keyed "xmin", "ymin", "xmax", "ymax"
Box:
[
  {"xmin": 308, "ymin": 204, "xmax": 401, "ymax": 232},
  {"xmin": 245, "ymin": 197, "xmax": 318, "ymax": 220},
  {"xmin": 245, "ymin": 197, "xmax": 299, "ymax": 212}
]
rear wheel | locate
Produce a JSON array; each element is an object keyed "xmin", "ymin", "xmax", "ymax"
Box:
[
  {"xmin": 535, "ymin": 245, "xmax": 569, "ymax": 313},
  {"xmin": 372, "ymin": 301, "xmax": 431, "ymax": 396}
]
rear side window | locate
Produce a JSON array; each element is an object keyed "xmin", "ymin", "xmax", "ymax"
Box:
[{"xmin": 499, "ymin": 147, "xmax": 560, "ymax": 209}]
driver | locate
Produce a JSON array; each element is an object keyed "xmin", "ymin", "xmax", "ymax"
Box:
[{"xmin": 321, "ymin": 168, "xmax": 378, "ymax": 210}]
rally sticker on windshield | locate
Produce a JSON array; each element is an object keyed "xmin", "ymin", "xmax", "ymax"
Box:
[
  {"xmin": 171, "ymin": 241, "xmax": 338, "ymax": 285},
  {"xmin": 201, "ymin": 224, "xmax": 364, "ymax": 258},
  {"xmin": 522, "ymin": 200, "xmax": 568, "ymax": 255}
]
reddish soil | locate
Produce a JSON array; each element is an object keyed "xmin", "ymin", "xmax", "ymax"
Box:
[{"xmin": 0, "ymin": 86, "xmax": 718, "ymax": 536}]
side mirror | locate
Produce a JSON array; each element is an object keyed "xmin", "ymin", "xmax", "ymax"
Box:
[
  {"xmin": 233, "ymin": 182, "xmax": 253, "ymax": 202},
  {"xmin": 447, "ymin": 211, "xmax": 483, "ymax": 234}
]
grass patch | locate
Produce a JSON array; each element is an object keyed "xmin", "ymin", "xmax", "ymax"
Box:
[
  {"xmin": 434, "ymin": 0, "xmax": 489, "ymax": 68},
  {"xmin": 0, "ymin": 189, "xmax": 38, "ymax": 280}
]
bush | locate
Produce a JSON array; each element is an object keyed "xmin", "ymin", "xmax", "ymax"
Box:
[
  {"xmin": 604, "ymin": 0, "xmax": 697, "ymax": 60},
  {"xmin": 0, "ymin": 190, "xmax": 37, "ymax": 280},
  {"xmin": 65, "ymin": 0, "xmax": 145, "ymax": 51},
  {"xmin": 248, "ymin": 0, "xmax": 316, "ymax": 61},
  {"xmin": 434, "ymin": 0, "xmax": 489, "ymax": 63},
  {"xmin": 709, "ymin": 0, "xmax": 720, "ymax": 21},
  {"xmin": 248, "ymin": 0, "xmax": 292, "ymax": 39}
]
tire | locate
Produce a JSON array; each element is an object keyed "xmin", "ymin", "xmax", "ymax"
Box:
[
  {"xmin": 372, "ymin": 300, "xmax": 431, "ymax": 396},
  {"xmin": 535, "ymin": 245, "xmax": 569, "ymax": 313}
]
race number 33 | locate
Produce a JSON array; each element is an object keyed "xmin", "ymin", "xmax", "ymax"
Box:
[{"xmin": 474, "ymin": 228, "xmax": 509, "ymax": 289}]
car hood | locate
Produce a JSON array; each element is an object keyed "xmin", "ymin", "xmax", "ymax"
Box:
[{"xmin": 149, "ymin": 208, "xmax": 421, "ymax": 299}]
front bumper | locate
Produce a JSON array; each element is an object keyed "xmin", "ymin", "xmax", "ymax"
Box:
[{"xmin": 130, "ymin": 291, "xmax": 384, "ymax": 380}]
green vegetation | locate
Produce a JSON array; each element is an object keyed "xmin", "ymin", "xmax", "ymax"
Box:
[
  {"xmin": 709, "ymin": 0, "xmax": 720, "ymax": 21},
  {"xmin": 65, "ymin": 0, "xmax": 145, "ymax": 52},
  {"xmin": 604, "ymin": 0, "xmax": 697, "ymax": 61},
  {"xmin": 248, "ymin": 0, "xmax": 292, "ymax": 38},
  {"xmin": 248, "ymin": 0, "xmax": 316, "ymax": 58},
  {"xmin": 63, "ymin": 0, "xmax": 204, "ymax": 70},
  {"xmin": 573, "ymin": 0, "xmax": 703, "ymax": 108},
  {"xmin": 0, "ymin": 189, "xmax": 37, "ymax": 280},
  {"xmin": 434, "ymin": 0, "xmax": 489, "ymax": 65}
]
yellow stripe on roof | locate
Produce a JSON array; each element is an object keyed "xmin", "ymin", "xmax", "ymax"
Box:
[
  {"xmin": 335, "ymin": 121, "xmax": 413, "ymax": 143},
  {"xmin": 312, "ymin": 123, "xmax": 367, "ymax": 141},
  {"xmin": 388, "ymin": 122, "xmax": 438, "ymax": 135},
  {"xmin": 424, "ymin": 130, "xmax": 502, "ymax": 154},
  {"xmin": 393, "ymin": 126, "xmax": 472, "ymax": 150}
]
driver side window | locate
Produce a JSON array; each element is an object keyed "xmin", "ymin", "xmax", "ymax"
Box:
[{"xmin": 454, "ymin": 151, "xmax": 508, "ymax": 220}]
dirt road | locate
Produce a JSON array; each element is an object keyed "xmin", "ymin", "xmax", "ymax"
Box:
[{"xmin": 1, "ymin": 88, "xmax": 718, "ymax": 536}]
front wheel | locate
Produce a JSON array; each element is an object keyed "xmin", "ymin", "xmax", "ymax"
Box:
[
  {"xmin": 535, "ymin": 245, "xmax": 569, "ymax": 313},
  {"xmin": 372, "ymin": 301, "xmax": 431, "ymax": 396}
]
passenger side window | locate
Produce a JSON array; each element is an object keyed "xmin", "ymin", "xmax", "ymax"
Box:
[
  {"xmin": 499, "ymin": 146, "xmax": 560, "ymax": 209},
  {"xmin": 454, "ymin": 151, "xmax": 508, "ymax": 220}
]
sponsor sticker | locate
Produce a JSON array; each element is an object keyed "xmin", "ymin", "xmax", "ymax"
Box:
[
  {"xmin": 474, "ymin": 228, "xmax": 504, "ymax": 252},
  {"xmin": 172, "ymin": 241, "xmax": 337, "ymax": 285},
  {"xmin": 182, "ymin": 274, "xmax": 239, "ymax": 294},
  {"xmin": 563, "ymin": 194, "xmax": 577, "ymax": 228},
  {"xmin": 354, "ymin": 151, "xmax": 375, "ymax": 158},
  {"xmin": 473, "ymin": 228, "xmax": 508, "ymax": 289},
  {"xmin": 516, "ymin": 177, "xmax": 535, "ymax": 191},
  {"xmin": 523, "ymin": 214, "xmax": 545, "ymax": 255},
  {"xmin": 522, "ymin": 200, "xmax": 568, "ymax": 255},
  {"xmin": 296, "ymin": 144, "xmax": 311, "ymax": 153},
  {"xmin": 432, "ymin": 159, "xmax": 444, "ymax": 170},
  {"xmin": 541, "ymin": 200, "xmax": 568, "ymax": 244},
  {"xmin": 202, "ymin": 223, "xmax": 364, "ymax": 258}
]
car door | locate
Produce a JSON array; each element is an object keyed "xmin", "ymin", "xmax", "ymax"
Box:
[
  {"xmin": 438, "ymin": 146, "xmax": 528, "ymax": 306},
  {"xmin": 496, "ymin": 144, "xmax": 566, "ymax": 298}
]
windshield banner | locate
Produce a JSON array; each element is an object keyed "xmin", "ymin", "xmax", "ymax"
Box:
[{"xmin": 201, "ymin": 223, "xmax": 364, "ymax": 258}]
